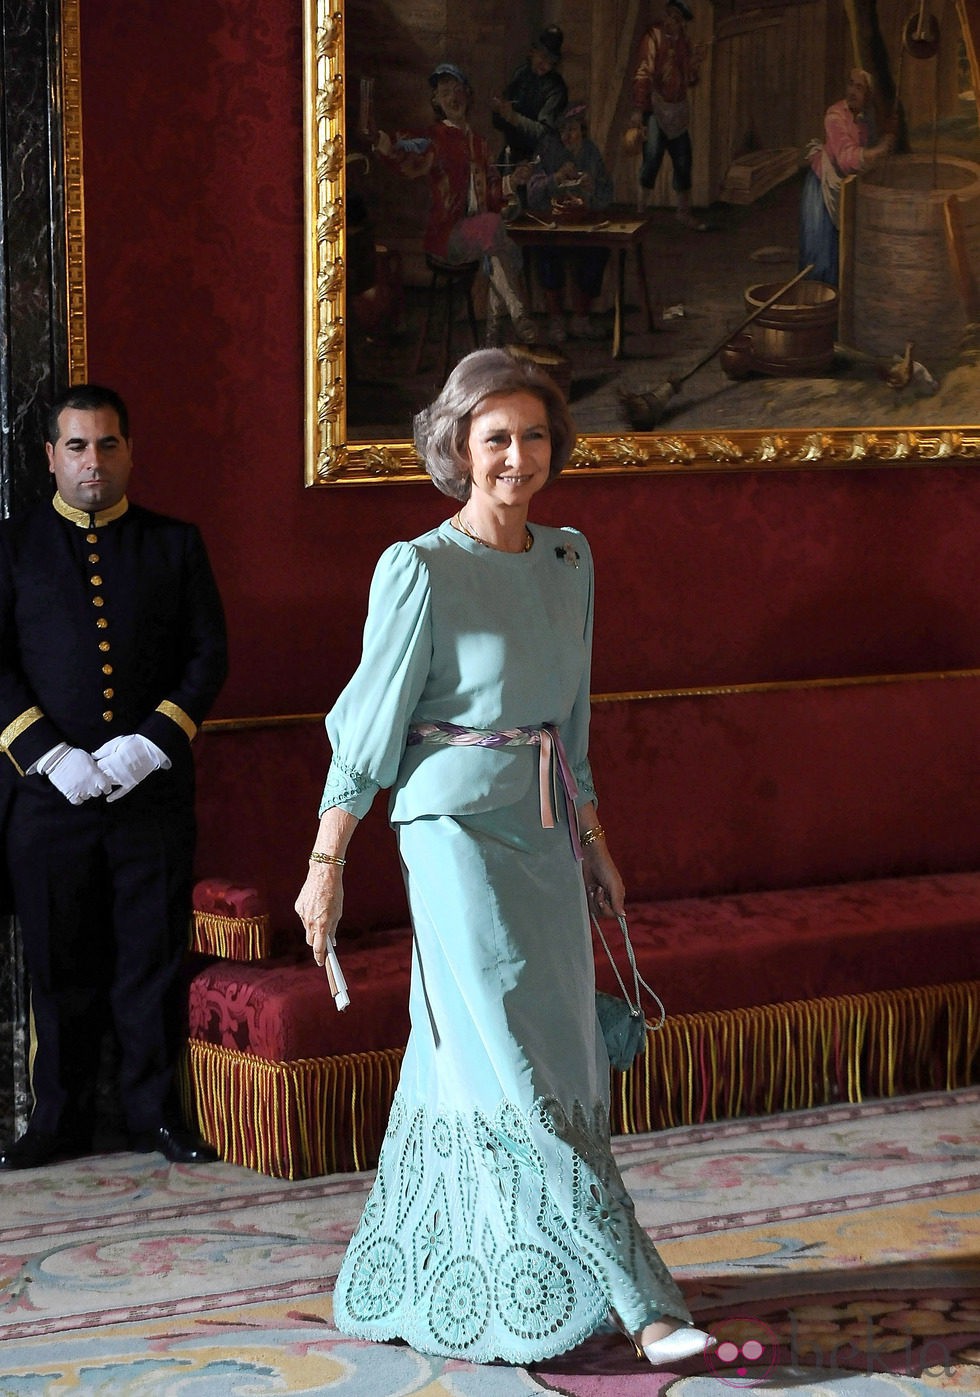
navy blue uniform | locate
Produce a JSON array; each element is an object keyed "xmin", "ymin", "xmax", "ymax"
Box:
[{"xmin": 0, "ymin": 493, "xmax": 227, "ymax": 1138}]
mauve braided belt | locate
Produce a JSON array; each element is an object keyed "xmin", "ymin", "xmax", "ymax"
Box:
[{"xmin": 406, "ymin": 720, "xmax": 582, "ymax": 859}]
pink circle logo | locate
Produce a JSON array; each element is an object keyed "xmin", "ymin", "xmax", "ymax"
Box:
[{"xmin": 705, "ymin": 1318, "xmax": 780, "ymax": 1386}]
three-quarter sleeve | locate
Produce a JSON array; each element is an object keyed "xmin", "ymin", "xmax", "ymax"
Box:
[{"xmin": 319, "ymin": 542, "xmax": 433, "ymax": 818}]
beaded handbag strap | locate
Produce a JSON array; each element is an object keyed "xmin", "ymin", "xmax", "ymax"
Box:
[{"xmin": 591, "ymin": 912, "xmax": 666, "ymax": 1030}]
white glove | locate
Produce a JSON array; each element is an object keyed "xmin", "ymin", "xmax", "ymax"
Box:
[
  {"xmin": 36, "ymin": 743, "xmax": 114, "ymax": 805},
  {"xmin": 92, "ymin": 734, "xmax": 171, "ymax": 803}
]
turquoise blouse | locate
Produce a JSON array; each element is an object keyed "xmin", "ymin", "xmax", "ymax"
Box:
[{"xmin": 320, "ymin": 518, "xmax": 597, "ymax": 823}]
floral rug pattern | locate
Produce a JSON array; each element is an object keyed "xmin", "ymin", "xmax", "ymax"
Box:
[{"xmin": 0, "ymin": 1087, "xmax": 977, "ymax": 1394}]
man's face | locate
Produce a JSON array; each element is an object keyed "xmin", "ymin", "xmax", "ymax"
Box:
[
  {"xmin": 530, "ymin": 48, "xmax": 555, "ymax": 76},
  {"xmin": 664, "ymin": 8, "xmax": 684, "ymax": 36},
  {"xmin": 435, "ymin": 76, "xmax": 469, "ymax": 122},
  {"xmin": 46, "ymin": 405, "xmax": 134, "ymax": 513}
]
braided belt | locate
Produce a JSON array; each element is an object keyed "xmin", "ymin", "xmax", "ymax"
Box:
[{"xmin": 406, "ymin": 720, "xmax": 582, "ymax": 859}]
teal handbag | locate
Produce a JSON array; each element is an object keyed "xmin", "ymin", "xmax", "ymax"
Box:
[{"xmin": 593, "ymin": 914, "xmax": 666, "ymax": 1071}]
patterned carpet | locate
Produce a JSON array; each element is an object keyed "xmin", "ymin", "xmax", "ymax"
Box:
[{"xmin": 0, "ymin": 1087, "xmax": 977, "ymax": 1394}]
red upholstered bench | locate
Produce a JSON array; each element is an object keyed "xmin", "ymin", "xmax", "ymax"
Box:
[
  {"xmin": 182, "ymin": 871, "xmax": 980, "ymax": 1179},
  {"xmin": 181, "ymin": 675, "xmax": 980, "ymax": 1177}
]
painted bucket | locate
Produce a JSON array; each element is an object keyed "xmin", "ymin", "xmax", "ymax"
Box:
[
  {"xmin": 723, "ymin": 279, "xmax": 838, "ymax": 377},
  {"xmin": 852, "ymin": 155, "xmax": 980, "ymax": 365}
]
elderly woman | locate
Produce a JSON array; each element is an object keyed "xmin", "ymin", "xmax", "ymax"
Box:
[{"xmin": 295, "ymin": 349, "xmax": 714, "ymax": 1367}]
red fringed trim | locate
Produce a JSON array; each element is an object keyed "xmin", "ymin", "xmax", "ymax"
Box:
[
  {"xmin": 191, "ymin": 908, "xmax": 273, "ymax": 961},
  {"xmin": 178, "ymin": 1039, "xmax": 405, "ymax": 1179},
  {"xmin": 613, "ymin": 978, "xmax": 980, "ymax": 1134},
  {"xmin": 179, "ymin": 979, "xmax": 979, "ymax": 1178}
]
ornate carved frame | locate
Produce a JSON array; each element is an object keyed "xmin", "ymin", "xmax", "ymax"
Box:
[
  {"xmin": 304, "ymin": 0, "xmax": 980, "ymax": 486},
  {"xmin": 63, "ymin": 0, "xmax": 87, "ymax": 383}
]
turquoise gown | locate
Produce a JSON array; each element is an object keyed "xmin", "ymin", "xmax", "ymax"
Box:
[{"xmin": 325, "ymin": 518, "xmax": 691, "ymax": 1362}]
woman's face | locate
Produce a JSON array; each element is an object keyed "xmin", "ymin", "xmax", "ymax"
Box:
[
  {"xmin": 846, "ymin": 73, "xmax": 870, "ymax": 114},
  {"xmin": 464, "ymin": 391, "xmax": 553, "ymax": 509}
]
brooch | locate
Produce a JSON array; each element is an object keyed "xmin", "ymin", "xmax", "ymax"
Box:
[{"xmin": 555, "ymin": 545, "xmax": 579, "ymax": 568}]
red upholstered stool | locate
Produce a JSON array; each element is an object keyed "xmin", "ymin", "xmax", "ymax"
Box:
[{"xmin": 181, "ymin": 879, "xmax": 412, "ymax": 1179}]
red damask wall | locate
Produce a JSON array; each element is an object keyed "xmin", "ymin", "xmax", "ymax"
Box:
[{"xmin": 80, "ymin": 1, "xmax": 980, "ymax": 722}]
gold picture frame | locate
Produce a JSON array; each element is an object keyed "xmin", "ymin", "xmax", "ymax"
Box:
[
  {"xmin": 304, "ymin": 0, "xmax": 980, "ymax": 487},
  {"xmin": 63, "ymin": 0, "xmax": 88, "ymax": 384}
]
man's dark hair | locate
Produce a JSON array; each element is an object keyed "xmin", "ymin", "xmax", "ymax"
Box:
[{"xmin": 45, "ymin": 383, "xmax": 130, "ymax": 444}]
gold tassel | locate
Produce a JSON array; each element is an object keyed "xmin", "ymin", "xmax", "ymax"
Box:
[
  {"xmin": 178, "ymin": 1039, "xmax": 408, "ymax": 1178},
  {"xmin": 177, "ymin": 979, "xmax": 978, "ymax": 1178},
  {"xmin": 191, "ymin": 909, "xmax": 273, "ymax": 961},
  {"xmin": 616, "ymin": 980, "xmax": 979, "ymax": 1137}
]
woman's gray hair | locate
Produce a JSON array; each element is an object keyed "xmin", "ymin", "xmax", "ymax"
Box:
[{"xmin": 413, "ymin": 348, "xmax": 576, "ymax": 501}]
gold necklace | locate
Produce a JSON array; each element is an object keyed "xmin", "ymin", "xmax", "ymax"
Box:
[{"xmin": 453, "ymin": 512, "xmax": 533, "ymax": 553}]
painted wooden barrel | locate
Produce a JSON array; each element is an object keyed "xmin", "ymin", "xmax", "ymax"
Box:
[
  {"xmin": 725, "ymin": 279, "xmax": 838, "ymax": 377},
  {"xmin": 852, "ymin": 155, "xmax": 980, "ymax": 365}
]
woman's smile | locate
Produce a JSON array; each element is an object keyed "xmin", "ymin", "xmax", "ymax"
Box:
[{"xmin": 465, "ymin": 391, "xmax": 553, "ymax": 511}]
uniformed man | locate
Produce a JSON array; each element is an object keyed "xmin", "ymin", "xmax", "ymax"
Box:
[{"xmin": 0, "ymin": 384, "xmax": 228, "ymax": 1169}]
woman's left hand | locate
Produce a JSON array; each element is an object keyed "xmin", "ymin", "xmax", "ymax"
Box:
[{"xmin": 583, "ymin": 838, "xmax": 626, "ymax": 920}]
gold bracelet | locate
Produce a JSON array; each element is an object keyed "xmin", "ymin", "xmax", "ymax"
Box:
[
  {"xmin": 310, "ymin": 851, "xmax": 346, "ymax": 867},
  {"xmin": 580, "ymin": 824, "xmax": 605, "ymax": 848}
]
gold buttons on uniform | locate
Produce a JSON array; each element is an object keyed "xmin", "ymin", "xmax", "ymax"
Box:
[{"xmin": 86, "ymin": 530, "xmax": 115, "ymax": 718}]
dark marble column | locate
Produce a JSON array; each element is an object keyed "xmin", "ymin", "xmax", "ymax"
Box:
[{"xmin": 0, "ymin": 0, "xmax": 73, "ymax": 1140}]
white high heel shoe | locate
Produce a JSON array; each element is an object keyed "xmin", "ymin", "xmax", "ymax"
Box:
[{"xmin": 642, "ymin": 1326, "xmax": 716, "ymax": 1366}]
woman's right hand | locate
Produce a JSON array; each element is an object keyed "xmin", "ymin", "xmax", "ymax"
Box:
[{"xmin": 296, "ymin": 864, "xmax": 344, "ymax": 969}]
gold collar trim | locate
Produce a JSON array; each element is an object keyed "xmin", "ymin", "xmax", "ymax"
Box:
[{"xmin": 53, "ymin": 492, "xmax": 129, "ymax": 528}]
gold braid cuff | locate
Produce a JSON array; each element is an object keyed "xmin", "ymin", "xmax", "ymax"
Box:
[
  {"xmin": 157, "ymin": 701, "xmax": 197, "ymax": 741},
  {"xmin": 0, "ymin": 706, "xmax": 44, "ymax": 775}
]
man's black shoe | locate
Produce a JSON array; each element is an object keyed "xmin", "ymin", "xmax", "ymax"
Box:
[
  {"xmin": 130, "ymin": 1123, "xmax": 218, "ymax": 1164},
  {"xmin": 0, "ymin": 1127, "xmax": 90, "ymax": 1171}
]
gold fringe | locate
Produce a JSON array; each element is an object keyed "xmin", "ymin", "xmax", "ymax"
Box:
[
  {"xmin": 619, "ymin": 980, "xmax": 980, "ymax": 1134},
  {"xmin": 178, "ymin": 1039, "xmax": 405, "ymax": 1179},
  {"xmin": 178, "ymin": 979, "xmax": 980, "ymax": 1179},
  {"xmin": 191, "ymin": 909, "xmax": 273, "ymax": 961}
]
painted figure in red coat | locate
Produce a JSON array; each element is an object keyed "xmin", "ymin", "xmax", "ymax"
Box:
[
  {"xmin": 627, "ymin": 1, "xmax": 708, "ymax": 230},
  {"xmin": 375, "ymin": 64, "xmax": 537, "ymax": 346}
]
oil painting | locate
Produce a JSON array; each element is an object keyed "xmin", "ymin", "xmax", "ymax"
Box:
[{"xmin": 305, "ymin": 0, "xmax": 980, "ymax": 484}]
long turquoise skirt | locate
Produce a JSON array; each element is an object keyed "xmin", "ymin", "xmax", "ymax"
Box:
[{"xmin": 332, "ymin": 781, "xmax": 690, "ymax": 1361}]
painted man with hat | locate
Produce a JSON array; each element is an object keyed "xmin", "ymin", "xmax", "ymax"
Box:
[
  {"xmin": 374, "ymin": 63, "xmax": 536, "ymax": 345},
  {"xmin": 628, "ymin": 1, "xmax": 708, "ymax": 230},
  {"xmin": 527, "ymin": 104, "xmax": 614, "ymax": 342},
  {"xmin": 492, "ymin": 25, "xmax": 568, "ymax": 166}
]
